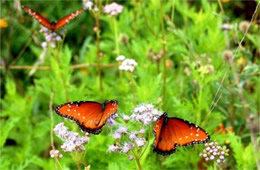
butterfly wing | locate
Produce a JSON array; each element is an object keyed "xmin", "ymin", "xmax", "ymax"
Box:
[
  {"xmin": 55, "ymin": 100, "xmax": 118, "ymax": 134},
  {"xmin": 98, "ymin": 100, "xmax": 118, "ymax": 126},
  {"xmin": 153, "ymin": 113, "xmax": 210, "ymax": 155},
  {"xmin": 22, "ymin": 6, "xmax": 52, "ymax": 30},
  {"xmin": 54, "ymin": 8, "xmax": 85, "ymax": 31}
]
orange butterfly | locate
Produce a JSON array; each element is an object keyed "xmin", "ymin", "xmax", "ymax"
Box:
[
  {"xmin": 22, "ymin": 6, "xmax": 85, "ymax": 32},
  {"xmin": 55, "ymin": 100, "xmax": 118, "ymax": 134},
  {"xmin": 153, "ymin": 113, "xmax": 210, "ymax": 155}
]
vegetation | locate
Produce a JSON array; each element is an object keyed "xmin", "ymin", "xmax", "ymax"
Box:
[{"xmin": 1, "ymin": 0, "xmax": 259, "ymax": 169}]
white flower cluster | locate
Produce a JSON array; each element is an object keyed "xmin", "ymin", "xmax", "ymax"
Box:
[
  {"xmin": 199, "ymin": 142, "xmax": 229, "ymax": 164},
  {"xmin": 112, "ymin": 126, "xmax": 128, "ymax": 140},
  {"xmin": 119, "ymin": 58, "xmax": 138, "ymax": 72},
  {"xmin": 40, "ymin": 27, "xmax": 62, "ymax": 48},
  {"xmin": 104, "ymin": 2, "xmax": 123, "ymax": 16},
  {"xmin": 131, "ymin": 103, "xmax": 163, "ymax": 125},
  {"xmin": 49, "ymin": 149, "xmax": 63, "ymax": 158},
  {"xmin": 54, "ymin": 123, "xmax": 89, "ymax": 152},
  {"xmin": 107, "ymin": 104, "xmax": 162, "ymax": 160},
  {"xmin": 121, "ymin": 113, "xmax": 130, "ymax": 122},
  {"xmin": 108, "ymin": 126, "xmax": 146, "ymax": 159},
  {"xmin": 116, "ymin": 55, "xmax": 125, "ymax": 61},
  {"xmin": 108, "ymin": 130, "xmax": 146, "ymax": 152},
  {"xmin": 82, "ymin": 0, "xmax": 93, "ymax": 10}
]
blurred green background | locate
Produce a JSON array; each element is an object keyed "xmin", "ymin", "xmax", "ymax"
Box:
[{"xmin": 0, "ymin": 0, "xmax": 259, "ymax": 169}]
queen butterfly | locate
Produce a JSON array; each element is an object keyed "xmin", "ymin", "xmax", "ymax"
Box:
[
  {"xmin": 153, "ymin": 113, "xmax": 210, "ymax": 155},
  {"xmin": 22, "ymin": 6, "xmax": 85, "ymax": 32},
  {"xmin": 55, "ymin": 100, "xmax": 118, "ymax": 134}
]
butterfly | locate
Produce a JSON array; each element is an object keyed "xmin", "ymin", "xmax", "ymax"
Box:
[
  {"xmin": 153, "ymin": 113, "xmax": 210, "ymax": 155},
  {"xmin": 55, "ymin": 100, "xmax": 118, "ymax": 134},
  {"xmin": 22, "ymin": 5, "xmax": 85, "ymax": 32}
]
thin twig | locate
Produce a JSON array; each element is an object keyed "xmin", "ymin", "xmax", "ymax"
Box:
[
  {"xmin": 217, "ymin": 0, "xmax": 225, "ymax": 16},
  {"xmin": 160, "ymin": 0, "xmax": 167, "ymax": 104},
  {"xmin": 49, "ymin": 92, "xmax": 63, "ymax": 170},
  {"xmin": 29, "ymin": 47, "xmax": 47, "ymax": 76},
  {"xmin": 205, "ymin": 1, "xmax": 260, "ymax": 116},
  {"xmin": 10, "ymin": 32, "xmax": 33, "ymax": 65},
  {"xmin": 238, "ymin": 2, "xmax": 260, "ymax": 48},
  {"xmin": 0, "ymin": 63, "xmax": 119, "ymax": 70},
  {"xmin": 140, "ymin": 1, "xmax": 161, "ymax": 39},
  {"xmin": 95, "ymin": 0, "xmax": 103, "ymax": 91},
  {"xmin": 130, "ymin": 72, "xmax": 136, "ymax": 106}
]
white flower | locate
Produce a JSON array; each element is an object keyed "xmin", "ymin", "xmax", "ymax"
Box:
[
  {"xmin": 122, "ymin": 114, "xmax": 130, "ymax": 122},
  {"xmin": 93, "ymin": 6, "xmax": 99, "ymax": 12},
  {"xmin": 121, "ymin": 142, "xmax": 134, "ymax": 153},
  {"xmin": 82, "ymin": 0, "xmax": 93, "ymax": 10},
  {"xmin": 131, "ymin": 103, "xmax": 163, "ymax": 125},
  {"xmin": 41, "ymin": 42, "xmax": 47, "ymax": 48},
  {"xmin": 116, "ymin": 126, "xmax": 128, "ymax": 134},
  {"xmin": 135, "ymin": 138, "xmax": 146, "ymax": 147},
  {"xmin": 200, "ymin": 142, "xmax": 229, "ymax": 164},
  {"xmin": 54, "ymin": 123, "xmax": 89, "ymax": 152},
  {"xmin": 50, "ymin": 149, "xmax": 63, "ymax": 158},
  {"xmin": 112, "ymin": 132, "xmax": 121, "ymax": 139},
  {"xmin": 39, "ymin": 27, "xmax": 48, "ymax": 33},
  {"xmin": 39, "ymin": 26, "xmax": 63, "ymax": 49},
  {"xmin": 139, "ymin": 129, "xmax": 145, "ymax": 134},
  {"xmin": 50, "ymin": 42, "xmax": 56, "ymax": 48},
  {"xmin": 104, "ymin": 2, "xmax": 123, "ymax": 16},
  {"xmin": 107, "ymin": 144, "xmax": 120, "ymax": 152},
  {"xmin": 46, "ymin": 34, "xmax": 52, "ymax": 41},
  {"xmin": 119, "ymin": 58, "xmax": 138, "ymax": 72},
  {"xmin": 53, "ymin": 123, "xmax": 68, "ymax": 139},
  {"xmin": 116, "ymin": 55, "xmax": 125, "ymax": 61},
  {"xmin": 129, "ymin": 131, "xmax": 137, "ymax": 141},
  {"xmin": 128, "ymin": 155, "xmax": 134, "ymax": 160},
  {"xmin": 221, "ymin": 23, "xmax": 233, "ymax": 30},
  {"xmin": 56, "ymin": 36, "xmax": 62, "ymax": 41}
]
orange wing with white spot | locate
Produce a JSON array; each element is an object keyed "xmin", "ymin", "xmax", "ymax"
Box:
[
  {"xmin": 54, "ymin": 8, "xmax": 85, "ymax": 31},
  {"xmin": 55, "ymin": 100, "xmax": 118, "ymax": 134},
  {"xmin": 153, "ymin": 113, "xmax": 210, "ymax": 155},
  {"xmin": 22, "ymin": 6, "xmax": 52, "ymax": 30}
]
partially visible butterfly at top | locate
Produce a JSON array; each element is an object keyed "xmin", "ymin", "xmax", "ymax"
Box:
[
  {"xmin": 55, "ymin": 100, "xmax": 118, "ymax": 135},
  {"xmin": 22, "ymin": 5, "xmax": 85, "ymax": 32}
]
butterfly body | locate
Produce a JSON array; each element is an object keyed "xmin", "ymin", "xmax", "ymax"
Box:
[
  {"xmin": 153, "ymin": 113, "xmax": 210, "ymax": 155},
  {"xmin": 22, "ymin": 6, "xmax": 85, "ymax": 32},
  {"xmin": 55, "ymin": 100, "xmax": 118, "ymax": 134}
]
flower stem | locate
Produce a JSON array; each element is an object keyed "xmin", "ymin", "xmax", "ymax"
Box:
[
  {"xmin": 95, "ymin": 0, "xmax": 103, "ymax": 91},
  {"xmin": 130, "ymin": 72, "xmax": 136, "ymax": 106},
  {"xmin": 133, "ymin": 0, "xmax": 139, "ymax": 35},
  {"xmin": 76, "ymin": 163, "xmax": 81, "ymax": 170},
  {"xmin": 49, "ymin": 92, "xmax": 64, "ymax": 170},
  {"xmin": 160, "ymin": 0, "xmax": 167, "ymax": 104},
  {"xmin": 113, "ymin": 18, "xmax": 120, "ymax": 56},
  {"xmin": 52, "ymin": 47, "xmax": 69, "ymax": 101},
  {"xmin": 135, "ymin": 158, "xmax": 142, "ymax": 170}
]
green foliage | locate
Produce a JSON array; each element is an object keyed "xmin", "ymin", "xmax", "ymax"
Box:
[
  {"xmin": 1, "ymin": 0, "xmax": 259, "ymax": 170},
  {"xmin": 229, "ymin": 133, "xmax": 256, "ymax": 169}
]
